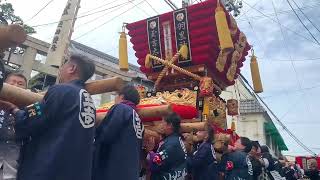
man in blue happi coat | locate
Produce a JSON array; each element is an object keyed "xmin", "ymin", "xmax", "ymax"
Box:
[
  {"xmin": 187, "ymin": 125, "xmax": 219, "ymax": 180},
  {"xmin": 92, "ymin": 84, "xmax": 144, "ymax": 180},
  {"xmin": 147, "ymin": 112, "xmax": 187, "ymax": 180},
  {"xmin": 0, "ymin": 54, "xmax": 96, "ymax": 180}
]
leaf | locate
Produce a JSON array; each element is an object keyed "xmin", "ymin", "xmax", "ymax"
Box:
[{"xmin": 0, "ymin": 2, "xmax": 36, "ymax": 34}]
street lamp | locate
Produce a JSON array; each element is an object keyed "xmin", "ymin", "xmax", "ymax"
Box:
[{"xmin": 221, "ymin": 0, "xmax": 243, "ymax": 17}]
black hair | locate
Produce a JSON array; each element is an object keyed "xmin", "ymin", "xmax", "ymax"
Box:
[
  {"xmin": 206, "ymin": 125, "xmax": 215, "ymax": 143},
  {"xmin": 69, "ymin": 54, "xmax": 95, "ymax": 82},
  {"xmin": 260, "ymin": 145, "xmax": 270, "ymax": 153},
  {"xmin": 5, "ymin": 72, "xmax": 27, "ymax": 86},
  {"xmin": 164, "ymin": 112, "xmax": 181, "ymax": 133},
  {"xmin": 251, "ymin": 141, "xmax": 261, "ymax": 150},
  {"xmin": 240, "ymin": 137, "xmax": 253, "ymax": 153},
  {"xmin": 118, "ymin": 84, "xmax": 140, "ymax": 105}
]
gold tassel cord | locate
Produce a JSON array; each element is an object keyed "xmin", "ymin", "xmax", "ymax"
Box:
[
  {"xmin": 146, "ymin": 54, "xmax": 202, "ymax": 81},
  {"xmin": 119, "ymin": 24, "xmax": 129, "ymax": 71},
  {"xmin": 250, "ymin": 49, "xmax": 263, "ymax": 93},
  {"xmin": 146, "ymin": 54, "xmax": 223, "ymax": 92},
  {"xmin": 154, "ymin": 45, "xmax": 189, "ymax": 87},
  {"xmin": 215, "ymin": 0, "xmax": 234, "ymax": 51}
]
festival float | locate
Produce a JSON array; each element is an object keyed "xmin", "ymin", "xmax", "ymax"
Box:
[
  {"xmin": 96, "ymin": 0, "xmax": 263, "ymax": 153},
  {"xmin": 0, "ymin": 0, "xmax": 264, "ymax": 156}
]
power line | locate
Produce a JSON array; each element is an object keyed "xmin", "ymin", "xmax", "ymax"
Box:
[
  {"xmin": 237, "ymin": 2, "xmax": 320, "ymax": 22},
  {"xmin": 26, "ymin": 0, "xmax": 55, "ymax": 22},
  {"xmin": 79, "ymin": 0, "xmax": 118, "ymax": 15},
  {"xmin": 31, "ymin": 1, "xmax": 133, "ymax": 28},
  {"xmin": 242, "ymin": 1, "xmax": 320, "ymax": 47},
  {"xmin": 285, "ymin": 0, "xmax": 320, "ymax": 45},
  {"xmin": 261, "ymin": 84, "xmax": 320, "ymax": 99},
  {"xmin": 76, "ymin": 1, "xmax": 132, "ymax": 28},
  {"xmin": 164, "ymin": 0, "xmax": 178, "ymax": 10},
  {"xmin": 290, "ymin": 0, "xmax": 320, "ymax": 34},
  {"xmin": 145, "ymin": 0, "xmax": 160, "ymax": 15},
  {"xmin": 236, "ymin": 0, "xmax": 262, "ymax": 19},
  {"xmin": 240, "ymin": 74, "xmax": 317, "ymax": 156},
  {"xmin": 45, "ymin": 0, "xmax": 133, "ymax": 42},
  {"xmin": 262, "ymin": 57, "xmax": 320, "ymax": 62},
  {"xmin": 128, "ymin": 0, "xmax": 151, "ymax": 17},
  {"xmin": 271, "ymin": 0, "xmax": 313, "ymax": 131},
  {"xmin": 73, "ymin": 0, "xmax": 147, "ymax": 40}
]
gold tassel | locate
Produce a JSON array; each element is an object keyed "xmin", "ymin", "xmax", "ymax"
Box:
[
  {"xmin": 119, "ymin": 25, "xmax": 129, "ymax": 71},
  {"xmin": 231, "ymin": 121, "xmax": 236, "ymax": 131},
  {"xmin": 145, "ymin": 54, "xmax": 152, "ymax": 68},
  {"xmin": 179, "ymin": 44, "xmax": 188, "ymax": 59},
  {"xmin": 215, "ymin": 0, "xmax": 234, "ymax": 51},
  {"xmin": 250, "ymin": 49, "xmax": 263, "ymax": 93},
  {"xmin": 202, "ymin": 97, "xmax": 210, "ymax": 120}
]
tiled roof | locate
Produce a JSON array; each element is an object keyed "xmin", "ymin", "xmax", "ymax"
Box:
[
  {"xmin": 70, "ymin": 40, "xmax": 141, "ymax": 72},
  {"xmin": 240, "ymin": 99, "xmax": 266, "ymax": 113}
]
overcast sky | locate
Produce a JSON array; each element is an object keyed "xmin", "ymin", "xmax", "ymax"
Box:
[{"xmin": 6, "ymin": 0, "xmax": 320, "ymax": 156}]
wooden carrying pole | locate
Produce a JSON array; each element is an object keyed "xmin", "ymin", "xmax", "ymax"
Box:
[
  {"xmin": 96, "ymin": 104, "xmax": 172, "ymax": 124},
  {"xmin": 0, "ymin": 77, "xmax": 124, "ymax": 107}
]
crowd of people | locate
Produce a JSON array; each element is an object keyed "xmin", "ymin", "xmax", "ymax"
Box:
[{"xmin": 0, "ymin": 54, "xmax": 319, "ymax": 180}]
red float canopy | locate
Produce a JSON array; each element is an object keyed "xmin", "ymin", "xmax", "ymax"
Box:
[{"xmin": 127, "ymin": 0, "xmax": 250, "ymax": 89}]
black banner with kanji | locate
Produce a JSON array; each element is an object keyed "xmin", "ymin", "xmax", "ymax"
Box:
[
  {"xmin": 147, "ymin": 16, "xmax": 163, "ymax": 69},
  {"xmin": 173, "ymin": 8, "xmax": 192, "ymax": 64}
]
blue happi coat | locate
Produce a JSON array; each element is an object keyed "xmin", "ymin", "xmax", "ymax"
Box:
[
  {"xmin": 92, "ymin": 102, "xmax": 144, "ymax": 180},
  {"xmin": 220, "ymin": 150, "xmax": 253, "ymax": 180},
  {"xmin": 150, "ymin": 133, "xmax": 187, "ymax": 180},
  {"xmin": 187, "ymin": 142, "xmax": 219, "ymax": 180},
  {"xmin": 14, "ymin": 80, "xmax": 96, "ymax": 180}
]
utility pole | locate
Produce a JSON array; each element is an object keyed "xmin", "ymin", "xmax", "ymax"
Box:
[{"xmin": 45, "ymin": 0, "xmax": 81, "ymax": 70}]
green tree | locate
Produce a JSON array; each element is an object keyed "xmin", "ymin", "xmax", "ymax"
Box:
[{"xmin": 0, "ymin": 2, "xmax": 36, "ymax": 34}]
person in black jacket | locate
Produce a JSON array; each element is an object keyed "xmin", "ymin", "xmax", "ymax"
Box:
[
  {"xmin": 187, "ymin": 125, "xmax": 218, "ymax": 180},
  {"xmin": 0, "ymin": 55, "xmax": 96, "ymax": 180},
  {"xmin": 220, "ymin": 137, "xmax": 253, "ymax": 180},
  {"xmin": 92, "ymin": 84, "xmax": 144, "ymax": 180},
  {"xmin": 147, "ymin": 112, "xmax": 187, "ymax": 180},
  {"xmin": 249, "ymin": 141, "xmax": 263, "ymax": 180}
]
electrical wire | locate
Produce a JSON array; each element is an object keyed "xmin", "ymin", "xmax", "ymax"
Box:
[
  {"xmin": 164, "ymin": 0, "xmax": 178, "ymax": 10},
  {"xmin": 128, "ymin": 0, "xmax": 150, "ymax": 17},
  {"xmin": 271, "ymin": 0, "xmax": 313, "ymax": 128},
  {"xmin": 79, "ymin": 0, "xmax": 118, "ymax": 15},
  {"xmin": 31, "ymin": 1, "xmax": 134, "ymax": 28},
  {"xmin": 145, "ymin": 0, "xmax": 159, "ymax": 15},
  {"xmin": 290, "ymin": 0, "xmax": 320, "ymax": 34},
  {"xmin": 75, "ymin": 2, "xmax": 128, "ymax": 28},
  {"xmin": 261, "ymin": 84, "xmax": 320, "ymax": 99},
  {"xmin": 236, "ymin": 0, "xmax": 262, "ymax": 19},
  {"xmin": 26, "ymin": 0, "xmax": 55, "ymax": 22},
  {"xmin": 237, "ymin": 2, "xmax": 320, "ymax": 22},
  {"xmin": 285, "ymin": 0, "xmax": 320, "ymax": 45},
  {"xmin": 240, "ymin": 74, "xmax": 317, "ymax": 156},
  {"xmin": 242, "ymin": 0, "xmax": 320, "ymax": 47},
  {"xmin": 73, "ymin": 0, "xmax": 147, "ymax": 40},
  {"xmin": 261, "ymin": 57, "xmax": 320, "ymax": 62}
]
